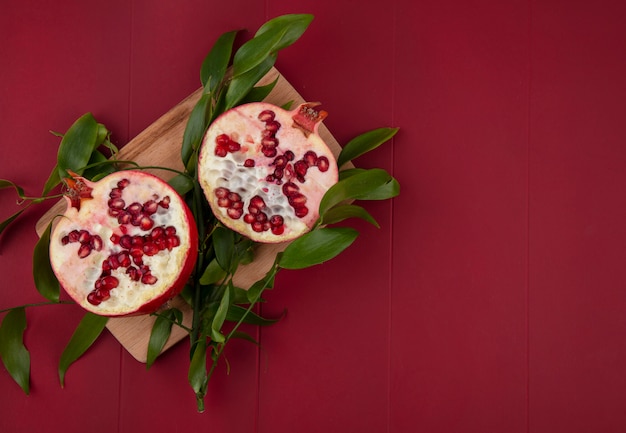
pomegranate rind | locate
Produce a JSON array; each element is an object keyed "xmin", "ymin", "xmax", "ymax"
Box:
[
  {"xmin": 49, "ymin": 171, "xmax": 198, "ymax": 317},
  {"xmin": 197, "ymin": 102, "xmax": 339, "ymax": 243}
]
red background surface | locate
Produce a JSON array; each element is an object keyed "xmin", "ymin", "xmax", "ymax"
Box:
[{"xmin": 1, "ymin": 1, "xmax": 626, "ymax": 432}]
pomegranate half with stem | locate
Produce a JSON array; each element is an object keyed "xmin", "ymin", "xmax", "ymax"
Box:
[
  {"xmin": 49, "ymin": 170, "xmax": 198, "ymax": 316},
  {"xmin": 197, "ymin": 102, "xmax": 339, "ymax": 243}
]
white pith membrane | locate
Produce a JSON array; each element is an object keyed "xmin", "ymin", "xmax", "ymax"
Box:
[
  {"xmin": 197, "ymin": 102, "xmax": 339, "ymax": 243},
  {"xmin": 49, "ymin": 171, "xmax": 195, "ymax": 316}
]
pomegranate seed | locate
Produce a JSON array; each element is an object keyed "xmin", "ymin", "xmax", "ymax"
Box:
[
  {"xmin": 143, "ymin": 242, "xmax": 159, "ymax": 256},
  {"xmin": 231, "ymin": 200, "xmax": 244, "ymax": 210},
  {"xmin": 250, "ymin": 195, "xmax": 265, "ymax": 209},
  {"xmin": 284, "ymin": 150, "xmax": 295, "ymax": 161},
  {"xmin": 118, "ymin": 251, "xmax": 131, "ymax": 267},
  {"xmin": 91, "ymin": 235, "xmax": 103, "ymax": 251},
  {"xmin": 244, "ymin": 214, "xmax": 256, "ymax": 224},
  {"xmin": 262, "ymin": 137, "xmax": 278, "ymax": 147},
  {"xmin": 95, "ymin": 288, "xmax": 111, "ymax": 302},
  {"xmin": 61, "ymin": 236, "xmax": 70, "ymax": 245},
  {"xmin": 130, "ymin": 247, "xmax": 143, "ymax": 258},
  {"xmin": 108, "ymin": 198, "xmax": 125, "ymax": 210},
  {"xmin": 272, "ymin": 155, "xmax": 287, "ymax": 167},
  {"xmin": 77, "ymin": 244, "xmax": 92, "ymax": 258},
  {"xmin": 228, "ymin": 192, "xmax": 241, "ymax": 202},
  {"xmin": 265, "ymin": 120, "xmax": 281, "ymax": 133},
  {"xmin": 166, "ymin": 235, "xmax": 180, "ymax": 250},
  {"xmin": 133, "ymin": 255, "xmax": 143, "ymax": 266},
  {"xmin": 100, "ymin": 275, "xmax": 119, "ymax": 290},
  {"xmin": 304, "ymin": 151, "xmax": 318, "ymax": 166},
  {"xmin": 251, "ymin": 222, "xmax": 265, "ymax": 232},
  {"xmin": 214, "ymin": 187, "xmax": 229, "ymax": 198},
  {"xmin": 119, "ymin": 235, "xmax": 132, "ymax": 249},
  {"xmin": 126, "ymin": 266, "xmax": 140, "ymax": 281},
  {"xmin": 150, "ymin": 226, "xmax": 164, "ymax": 239},
  {"xmin": 227, "ymin": 208, "xmax": 243, "ymax": 219},
  {"xmin": 255, "ymin": 212, "xmax": 268, "ymax": 223},
  {"xmin": 271, "ymin": 225, "xmax": 285, "ymax": 235},
  {"xmin": 140, "ymin": 216, "xmax": 154, "ymax": 230},
  {"xmin": 288, "ymin": 193, "xmax": 307, "ymax": 207},
  {"xmin": 227, "ymin": 140, "xmax": 241, "ymax": 152},
  {"xmin": 159, "ymin": 196, "xmax": 170, "ymax": 209},
  {"xmin": 265, "ymin": 174, "xmax": 276, "ymax": 182},
  {"xmin": 102, "ymin": 260, "xmax": 111, "ymax": 271},
  {"xmin": 108, "ymin": 255, "xmax": 120, "ymax": 270},
  {"xmin": 141, "ymin": 274, "xmax": 158, "ymax": 285},
  {"xmin": 78, "ymin": 230, "xmax": 90, "ymax": 244},
  {"xmin": 258, "ymin": 110, "xmax": 275, "ymax": 122},
  {"xmin": 109, "ymin": 188, "xmax": 122, "ymax": 199},
  {"xmin": 142, "ymin": 200, "xmax": 158, "ymax": 215},
  {"xmin": 294, "ymin": 160, "xmax": 308, "ymax": 177},
  {"xmin": 216, "ymin": 134, "xmax": 230, "ymax": 146},
  {"xmin": 273, "ymin": 167, "xmax": 284, "ymax": 179},
  {"xmin": 155, "ymin": 237, "xmax": 167, "ymax": 251},
  {"xmin": 269, "ymin": 215, "xmax": 284, "ymax": 227},
  {"xmin": 217, "ymin": 197, "xmax": 230, "ymax": 207},
  {"xmin": 316, "ymin": 156, "xmax": 330, "ymax": 172},
  {"xmin": 131, "ymin": 235, "xmax": 144, "ymax": 247},
  {"xmin": 215, "ymin": 145, "xmax": 228, "ymax": 157},
  {"xmin": 87, "ymin": 292, "xmax": 101, "ymax": 306},
  {"xmin": 117, "ymin": 211, "xmax": 131, "ymax": 225},
  {"xmin": 244, "ymin": 159, "xmax": 255, "ymax": 167},
  {"xmin": 117, "ymin": 179, "xmax": 130, "ymax": 189},
  {"xmin": 294, "ymin": 206, "xmax": 309, "ymax": 218},
  {"xmin": 127, "ymin": 202, "xmax": 142, "ymax": 215},
  {"xmin": 165, "ymin": 226, "xmax": 177, "ymax": 237},
  {"xmin": 262, "ymin": 147, "xmax": 277, "ymax": 158},
  {"xmin": 108, "ymin": 208, "xmax": 120, "ymax": 217},
  {"xmin": 110, "ymin": 233, "xmax": 120, "ymax": 244},
  {"xmin": 282, "ymin": 182, "xmax": 300, "ymax": 196}
]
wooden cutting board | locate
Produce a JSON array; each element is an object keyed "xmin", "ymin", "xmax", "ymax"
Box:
[{"xmin": 36, "ymin": 68, "xmax": 342, "ymax": 362}]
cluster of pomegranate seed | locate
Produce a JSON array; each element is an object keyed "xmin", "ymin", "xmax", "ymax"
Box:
[
  {"xmin": 107, "ymin": 179, "xmax": 170, "ymax": 231},
  {"xmin": 265, "ymin": 150, "xmax": 295, "ymax": 185},
  {"xmin": 241, "ymin": 195, "xmax": 285, "ymax": 235},
  {"xmin": 214, "ymin": 133, "xmax": 242, "ymax": 157},
  {"xmin": 214, "ymin": 187, "xmax": 244, "ymax": 219},
  {"xmin": 282, "ymin": 182, "xmax": 309, "ymax": 218},
  {"xmin": 258, "ymin": 109, "xmax": 281, "ymax": 158},
  {"xmin": 61, "ymin": 230, "xmax": 103, "ymax": 258},
  {"xmin": 87, "ymin": 225, "xmax": 180, "ymax": 306}
]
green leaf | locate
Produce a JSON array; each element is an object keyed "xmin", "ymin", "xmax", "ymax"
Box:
[
  {"xmin": 58, "ymin": 312, "xmax": 108, "ymax": 387},
  {"xmin": 200, "ymin": 30, "xmax": 238, "ymax": 92},
  {"xmin": 212, "ymin": 226, "xmax": 236, "ymax": 273},
  {"xmin": 82, "ymin": 150, "xmax": 114, "ymax": 181},
  {"xmin": 354, "ymin": 177, "xmax": 400, "ymax": 201},
  {"xmin": 279, "ymin": 227, "xmax": 359, "ymax": 269},
  {"xmin": 239, "ymin": 77, "xmax": 279, "ymax": 105},
  {"xmin": 225, "ymin": 54, "xmax": 276, "ymax": 110},
  {"xmin": 146, "ymin": 309, "xmax": 176, "ymax": 369},
  {"xmin": 318, "ymin": 168, "xmax": 395, "ymax": 217},
  {"xmin": 227, "ymin": 305, "xmax": 281, "ymax": 326},
  {"xmin": 0, "ymin": 208, "xmax": 26, "ymax": 237},
  {"xmin": 232, "ymin": 14, "xmax": 312, "ymax": 77},
  {"xmin": 42, "ymin": 164, "xmax": 61, "ymax": 196},
  {"xmin": 188, "ymin": 339, "xmax": 208, "ymax": 413},
  {"xmin": 0, "ymin": 179, "xmax": 26, "ymax": 198},
  {"xmin": 337, "ymin": 127, "xmax": 398, "ymax": 168},
  {"xmin": 56, "ymin": 113, "xmax": 100, "ymax": 180},
  {"xmin": 199, "ymin": 258, "xmax": 226, "ymax": 285},
  {"xmin": 181, "ymin": 92, "xmax": 211, "ymax": 168},
  {"xmin": 211, "ymin": 284, "xmax": 231, "ymax": 343},
  {"xmin": 320, "ymin": 203, "xmax": 379, "ymax": 227},
  {"xmin": 33, "ymin": 221, "xmax": 60, "ymax": 302},
  {"xmin": 246, "ymin": 262, "xmax": 278, "ymax": 302},
  {"xmin": 167, "ymin": 174, "xmax": 194, "ymax": 197},
  {"xmin": 0, "ymin": 308, "xmax": 30, "ymax": 394}
]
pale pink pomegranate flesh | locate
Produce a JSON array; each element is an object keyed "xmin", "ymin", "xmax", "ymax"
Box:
[
  {"xmin": 197, "ymin": 102, "xmax": 338, "ymax": 243},
  {"xmin": 49, "ymin": 171, "xmax": 198, "ymax": 316}
]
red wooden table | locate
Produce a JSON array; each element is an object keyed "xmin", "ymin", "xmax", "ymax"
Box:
[{"xmin": 2, "ymin": 1, "xmax": 626, "ymax": 432}]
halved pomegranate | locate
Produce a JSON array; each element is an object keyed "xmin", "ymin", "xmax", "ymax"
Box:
[
  {"xmin": 49, "ymin": 170, "xmax": 198, "ymax": 316},
  {"xmin": 197, "ymin": 102, "xmax": 339, "ymax": 243}
]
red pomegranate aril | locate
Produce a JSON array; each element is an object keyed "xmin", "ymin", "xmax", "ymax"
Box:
[
  {"xmin": 126, "ymin": 266, "xmax": 139, "ymax": 281},
  {"xmin": 227, "ymin": 208, "xmax": 243, "ymax": 219},
  {"xmin": 288, "ymin": 193, "xmax": 307, "ymax": 207},
  {"xmin": 141, "ymin": 273, "xmax": 158, "ymax": 285},
  {"xmin": 215, "ymin": 187, "xmax": 228, "ymax": 198},
  {"xmin": 282, "ymin": 182, "xmax": 300, "ymax": 196},
  {"xmin": 87, "ymin": 292, "xmax": 101, "ymax": 306},
  {"xmin": 78, "ymin": 230, "xmax": 90, "ymax": 244},
  {"xmin": 109, "ymin": 188, "xmax": 122, "ymax": 199},
  {"xmin": 108, "ymin": 198, "xmax": 125, "ymax": 210},
  {"xmin": 262, "ymin": 147, "xmax": 277, "ymax": 158},
  {"xmin": 265, "ymin": 120, "xmax": 281, "ymax": 133},
  {"xmin": 119, "ymin": 235, "xmax": 132, "ymax": 249},
  {"xmin": 95, "ymin": 288, "xmax": 111, "ymax": 302},
  {"xmin": 250, "ymin": 195, "xmax": 265, "ymax": 209},
  {"xmin": 258, "ymin": 110, "xmax": 275, "ymax": 122},
  {"xmin": 262, "ymin": 137, "xmax": 278, "ymax": 147},
  {"xmin": 215, "ymin": 146, "xmax": 228, "ymax": 157},
  {"xmin": 110, "ymin": 234, "xmax": 120, "ymax": 244},
  {"xmin": 244, "ymin": 159, "xmax": 255, "ymax": 167},
  {"xmin": 252, "ymin": 222, "xmax": 264, "ymax": 232},
  {"xmin": 140, "ymin": 216, "xmax": 154, "ymax": 230},
  {"xmin": 91, "ymin": 235, "xmax": 103, "ymax": 251},
  {"xmin": 61, "ymin": 236, "xmax": 70, "ymax": 245},
  {"xmin": 231, "ymin": 201, "xmax": 244, "ymax": 210},
  {"xmin": 100, "ymin": 275, "xmax": 119, "ymax": 291},
  {"xmin": 150, "ymin": 227, "xmax": 164, "ymax": 239},
  {"xmin": 269, "ymin": 215, "xmax": 284, "ymax": 227},
  {"xmin": 143, "ymin": 200, "xmax": 158, "ymax": 215},
  {"xmin": 165, "ymin": 226, "xmax": 177, "ymax": 237},
  {"xmin": 316, "ymin": 156, "xmax": 330, "ymax": 172},
  {"xmin": 217, "ymin": 197, "xmax": 230, "ymax": 208},
  {"xmin": 244, "ymin": 214, "xmax": 256, "ymax": 224},
  {"xmin": 108, "ymin": 255, "xmax": 120, "ymax": 270},
  {"xmin": 304, "ymin": 151, "xmax": 318, "ymax": 166},
  {"xmin": 117, "ymin": 179, "xmax": 130, "ymax": 189},
  {"xmin": 294, "ymin": 206, "xmax": 309, "ymax": 218},
  {"xmin": 271, "ymin": 225, "xmax": 285, "ymax": 235},
  {"xmin": 143, "ymin": 243, "xmax": 159, "ymax": 256},
  {"xmin": 166, "ymin": 235, "xmax": 180, "ymax": 250},
  {"xmin": 228, "ymin": 192, "xmax": 241, "ymax": 202},
  {"xmin": 284, "ymin": 150, "xmax": 295, "ymax": 161},
  {"xmin": 127, "ymin": 202, "xmax": 142, "ymax": 215},
  {"xmin": 118, "ymin": 251, "xmax": 131, "ymax": 267},
  {"xmin": 77, "ymin": 244, "xmax": 92, "ymax": 258},
  {"xmin": 159, "ymin": 196, "xmax": 170, "ymax": 208},
  {"xmin": 227, "ymin": 140, "xmax": 241, "ymax": 152},
  {"xmin": 130, "ymin": 247, "xmax": 143, "ymax": 258},
  {"xmin": 117, "ymin": 212, "xmax": 131, "ymax": 225},
  {"xmin": 294, "ymin": 160, "xmax": 308, "ymax": 178}
]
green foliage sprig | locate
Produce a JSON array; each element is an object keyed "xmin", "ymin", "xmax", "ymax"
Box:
[{"xmin": 0, "ymin": 14, "xmax": 399, "ymax": 412}]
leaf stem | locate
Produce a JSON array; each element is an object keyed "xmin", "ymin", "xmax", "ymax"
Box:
[{"xmin": 0, "ymin": 300, "xmax": 74, "ymax": 314}]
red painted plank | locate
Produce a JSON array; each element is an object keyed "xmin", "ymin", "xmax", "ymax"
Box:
[
  {"xmin": 391, "ymin": 1, "xmax": 529, "ymax": 431},
  {"xmin": 529, "ymin": 1, "xmax": 626, "ymax": 431}
]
